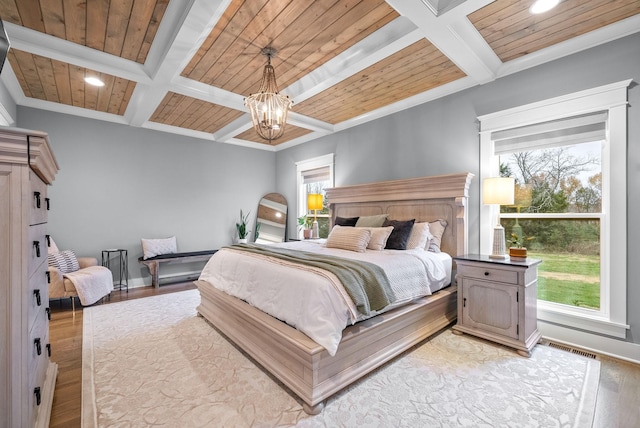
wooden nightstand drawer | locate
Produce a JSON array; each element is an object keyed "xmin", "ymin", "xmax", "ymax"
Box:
[{"xmin": 458, "ymin": 264, "xmax": 518, "ymax": 285}]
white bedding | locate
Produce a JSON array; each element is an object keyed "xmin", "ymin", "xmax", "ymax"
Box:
[{"xmin": 198, "ymin": 240, "xmax": 451, "ymax": 356}]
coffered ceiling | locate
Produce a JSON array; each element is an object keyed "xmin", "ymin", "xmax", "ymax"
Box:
[{"xmin": 0, "ymin": 0, "xmax": 638, "ymax": 151}]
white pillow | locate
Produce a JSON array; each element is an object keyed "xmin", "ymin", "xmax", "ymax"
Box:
[
  {"xmin": 326, "ymin": 226, "xmax": 371, "ymax": 253},
  {"xmin": 406, "ymin": 222, "xmax": 433, "ymax": 250},
  {"xmin": 48, "ymin": 236, "xmax": 60, "ymax": 253},
  {"xmin": 356, "ymin": 226, "xmax": 394, "ymax": 250},
  {"xmin": 141, "ymin": 236, "xmax": 177, "ymax": 259},
  {"xmin": 427, "ymin": 220, "xmax": 448, "ymax": 253}
]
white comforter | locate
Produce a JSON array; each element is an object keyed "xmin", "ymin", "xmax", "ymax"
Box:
[{"xmin": 198, "ymin": 240, "xmax": 450, "ymax": 356}]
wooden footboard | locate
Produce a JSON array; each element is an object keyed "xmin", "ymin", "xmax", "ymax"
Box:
[{"xmin": 196, "ymin": 280, "xmax": 457, "ymax": 414}]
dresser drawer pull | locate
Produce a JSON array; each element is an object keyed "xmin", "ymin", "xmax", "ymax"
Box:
[
  {"xmin": 46, "ymin": 307, "xmax": 51, "ymax": 320},
  {"xmin": 463, "ymin": 297, "xmax": 467, "ymax": 308},
  {"xmin": 33, "ymin": 240, "xmax": 41, "ymax": 257},
  {"xmin": 34, "ymin": 289, "xmax": 41, "ymax": 306},
  {"xmin": 46, "ymin": 343, "xmax": 51, "ymax": 357},
  {"xmin": 46, "ymin": 234, "xmax": 51, "ymax": 246},
  {"xmin": 484, "ymin": 271, "xmax": 489, "ymax": 276},
  {"xmin": 46, "ymin": 270, "xmax": 50, "ymax": 283},
  {"xmin": 34, "ymin": 387, "xmax": 41, "ymax": 406},
  {"xmin": 34, "ymin": 191, "xmax": 41, "ymax": 208},
  {"xmin": 34, "ymin": 338, "xmax": 42, "ymax": 355},
  {"xmin": 45, "ymin": 197, "xmax": 50, "ymax": 211}
]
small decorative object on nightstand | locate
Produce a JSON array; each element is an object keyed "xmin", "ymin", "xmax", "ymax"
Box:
[{"xmin": 452, "ymin": 254, "xmax": 542, "ymax": 357}]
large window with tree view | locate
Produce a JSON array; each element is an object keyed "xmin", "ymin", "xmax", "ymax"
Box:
[
  {"xmin": 479, "ymin": 80, "xmax": 630, "ymax": 339},
  {"xmin": 499, "ymin": 140, "xmax": 602, "ymax": 310}
]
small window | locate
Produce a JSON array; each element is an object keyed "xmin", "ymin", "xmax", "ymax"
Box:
[{"xmin": 296, "ymin": 154, "xmax": 334, "ymax": 239}]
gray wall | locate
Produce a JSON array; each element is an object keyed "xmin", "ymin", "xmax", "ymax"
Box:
[
  {"xmin": 17, "ymin": 108, "xmax": 276, "ymax": 285},
  {"xmin": 276, "ymin": 33, "xmax": 640, "ymax": 345}
]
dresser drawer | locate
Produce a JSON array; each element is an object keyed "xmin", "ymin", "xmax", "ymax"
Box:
[
  {"xmin": 28, "ymin": 223, "xmax": 48, "ymax": 278},
  {"xmin": 458, "ymin": 264, "xmax": 519, "ymax": 285},
  {"xmin": 28, "ymin": 348, "xmax": 51, "ymax": 428},
  {"xmin": 30, "ymin": 170, "xmax": 48, "ymax": 225},
  {"xmin": 28, "ymin": 259, "xmax": 49, "ymax": 331},
  {"xmin": 28, "ymin": 310, "xmax": 49, "ymax": 385}
]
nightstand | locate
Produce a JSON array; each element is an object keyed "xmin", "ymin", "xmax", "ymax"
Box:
[{"xmin": 452, "ymin": 254, "xmax": 542, "ymax": 357}]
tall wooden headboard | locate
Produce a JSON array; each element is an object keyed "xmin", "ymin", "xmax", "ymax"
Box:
[{"xmin": 325, "ymin": 172, "xmax": 474, "ymax": 257}]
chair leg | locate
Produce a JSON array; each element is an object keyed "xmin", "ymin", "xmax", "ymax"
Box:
[{"xmin": 71, "ymin": 296, "xmax": 75, "ymax": 312}]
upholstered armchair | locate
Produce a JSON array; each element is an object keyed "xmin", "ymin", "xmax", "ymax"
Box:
[{"xmin": 47, "ymin": 238, "xmax": 114, "ymax": 310}]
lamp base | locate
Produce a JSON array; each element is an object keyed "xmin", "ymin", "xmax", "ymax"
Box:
[
  {"xmin": 489, "ymin": 224, "xmax": 508, "ymax": 258},
  {"xmin": 312, "ymin": 221, "xmax": 319, "ymax": 239}
]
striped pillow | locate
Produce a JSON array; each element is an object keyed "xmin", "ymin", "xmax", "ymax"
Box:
[
  {"xmin": 326, "ymin": 225, "xmax": 372, "ymax": 252},
  {"xmin": 48, "ymin": 249, "xmax": 80, "ymax": 273}
]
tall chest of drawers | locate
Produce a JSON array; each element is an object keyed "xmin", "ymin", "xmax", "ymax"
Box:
[{"xmin": 0, "ymin": 128, "xmax": 59, "ymax": 428}]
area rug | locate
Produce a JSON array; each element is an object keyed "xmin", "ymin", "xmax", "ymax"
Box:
[{"xmin": 82, "ymin": 290, "xmax": 600, "ymax": 427}]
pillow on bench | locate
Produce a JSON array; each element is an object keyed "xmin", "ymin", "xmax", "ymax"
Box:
[{"xmin": 141, "ymin": 236, "xmax": 177, "ymax": 260}]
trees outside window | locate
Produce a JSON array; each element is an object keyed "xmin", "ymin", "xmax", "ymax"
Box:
[{"xmin": 500, "ymin": 142, "xmax": 602, "ymax": 310}]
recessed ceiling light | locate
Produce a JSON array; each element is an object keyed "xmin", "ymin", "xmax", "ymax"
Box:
[
  {"xmin": 529, "ymin": 0, "xmax": 560, "ymax": 14},
  {"xmin": 84, "ymin": 76, "xmax": 105, "ymax": 87}
]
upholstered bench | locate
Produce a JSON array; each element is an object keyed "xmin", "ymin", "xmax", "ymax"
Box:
[{"xmin": 138, "ymin": 250, "xmax": 217, "ymax": 288}]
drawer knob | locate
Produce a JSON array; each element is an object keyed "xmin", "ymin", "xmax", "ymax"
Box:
[
  {"xmin": 484, "ymin": 271, "xmax": 489, "ymax": 276},
  {"xmin": 46, "ymin": 234, "xmax": 51, "ymax": 246},
  {"xmin": 34, "ymin": 338, "xmax": 42, "ymax": 355},
  {"xmin": 34, "ymin": 387, "xmax": 41, "ymax": 406},
  {"xmin": 33, "ymin": 240, "xmax": 41, "ymax": 258},
  {"xmin": 46, "ymin": 270, "xmax": 50, "ymax": 283},
  {"xmin": 46, "ymin": 307, "xmax": 51, "ymax": 320},
  {"xmin": 34, "ymin": 191, "xmax": 41, "ymax": 208},
  {"xmin": 33, "ymin": 289, "xmax": 41, "ymax": 306},
  {"xmin": 46, "ymin": 343, "xmax": 51, "ymax": 357},
  {"xmin": 45, "ymin": 197, "xmax": 50, "ymax": 211}
]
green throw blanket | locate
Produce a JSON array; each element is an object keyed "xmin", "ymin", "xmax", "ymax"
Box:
[{"xmin": 228, "ymin": 243, "xmax": 396, "ymax": 316}]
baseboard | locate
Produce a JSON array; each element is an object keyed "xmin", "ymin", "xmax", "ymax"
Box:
[{"xmin": 539, "ymin": 321, "xmax": 640, "ymax": 364}]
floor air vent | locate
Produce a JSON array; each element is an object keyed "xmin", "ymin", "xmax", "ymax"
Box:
[{"xmin": 546, "ymin": 341, "xmax": 598, "ymax": 359}]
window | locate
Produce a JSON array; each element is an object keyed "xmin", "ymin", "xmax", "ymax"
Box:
[
  {"xmin": 479, "ymin": 80, "xmax": 631, "ymax": 338},
  {"xmin": 296, "ymin": 154, "xmax": 334, "ymax": 239}
]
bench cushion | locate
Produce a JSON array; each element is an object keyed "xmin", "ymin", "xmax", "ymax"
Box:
[{"xmin": 138, "ymin": 250, "xmax": 217, "ymax": 262}]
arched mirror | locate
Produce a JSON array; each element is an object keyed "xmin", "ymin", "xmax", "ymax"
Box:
[{"xmin": 255, "ymin": 193, "xmax": 288, "ymax": 244}]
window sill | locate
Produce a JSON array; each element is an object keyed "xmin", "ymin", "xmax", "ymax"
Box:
[{"xmin": 537, "ymin": 302, "xmax": 629, "ymax": 338}]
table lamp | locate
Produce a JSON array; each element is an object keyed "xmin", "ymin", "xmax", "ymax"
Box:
[
  {"xmin": 307, "ymin": 193, "xmax": 323, "ymax": 238},
  {"xmin": 483, "ymin": 177, "xmax": 514, "ymax": 258}
]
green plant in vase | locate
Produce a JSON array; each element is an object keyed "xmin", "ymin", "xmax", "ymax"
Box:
[{"xmin": 236, "ymin": 209, "xmax": 251, "ymax": 243}]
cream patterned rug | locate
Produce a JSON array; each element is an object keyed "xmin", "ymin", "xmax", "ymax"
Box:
[{"xmin": 82, "ymin": 290, "xmax": 600, "ymax": 427}]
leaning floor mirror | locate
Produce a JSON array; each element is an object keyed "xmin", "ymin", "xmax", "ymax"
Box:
[{"xmin": 254, "ymin": 193, "xmax": 288, "ymax": 244}]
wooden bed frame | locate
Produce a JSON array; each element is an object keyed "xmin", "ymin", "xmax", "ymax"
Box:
[{"xmin": 196, "ymin": 172, "xmax": 474, "ymax": 414}]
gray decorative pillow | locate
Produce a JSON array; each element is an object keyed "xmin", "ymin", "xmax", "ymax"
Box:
[
  {"xmin": 355, "ymin": 214, "xmax": 388, "ymax": 227},
  {"xmin": 383, "ymin": 219, "xmax": 415, "ymax": 250},
  {"xmin": 48, "ymin": 249, "xmax": 80, "ymax": 273}
]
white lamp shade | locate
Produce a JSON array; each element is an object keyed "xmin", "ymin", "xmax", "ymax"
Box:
[{"xmin": 483, "ymin": 177, "xmax": 515, "ymax": 205}]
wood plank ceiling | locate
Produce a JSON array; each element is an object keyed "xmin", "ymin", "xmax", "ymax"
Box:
[{"xmin": 0, "ymin": 0, "xmax": 638, "ymax": 149}]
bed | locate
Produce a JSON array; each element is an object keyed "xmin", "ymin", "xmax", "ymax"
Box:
[{"xmin": 195, "ymin": 172, "xmax": 473, "ymax": 414}]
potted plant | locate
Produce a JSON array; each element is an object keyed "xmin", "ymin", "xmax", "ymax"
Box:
[
  {"xmin": 507, "ymin": 232, "xmax": 534, "ymax": 259},
  {"xmin": 236, "ymin": 209, "xmax": 251, "ymax": 243},
  {"xmin": 297, "ymin": 215, "xmax": 313, "ymax": 239}
]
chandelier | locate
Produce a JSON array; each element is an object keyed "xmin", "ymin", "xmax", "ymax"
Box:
[{"xmin": 245, "ymin": 47, "xmax": 293, "ymax": 142}]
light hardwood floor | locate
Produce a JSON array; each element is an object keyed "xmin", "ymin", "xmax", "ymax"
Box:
[{"xmin": 48, "ymin": 283, "xmax": 639, "ymax": 428}]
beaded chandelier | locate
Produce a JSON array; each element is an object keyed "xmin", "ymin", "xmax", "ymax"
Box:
[{"xmin": 244, "ymin": 47, "xmax": 293, "ymax": 142}]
